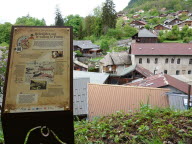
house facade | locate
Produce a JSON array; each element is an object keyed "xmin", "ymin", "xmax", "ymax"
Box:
[
  {"xmin": 130, "ymin": 43, "xmax": 192, "ymax": 75},
  {"xmin": 164, "ymin": 18, "xmax": 182, "ymax": 28},
  {"xmin": 130, "ymin": 20, "xmax": 146, "ymax": 29},
  {"xmin": 132, "ymin": 29, "xmax": 158, "ymax": 43},
  {"xmin": 154, "ymin": 24, "xmax": 170, "ymax": 31},
  {"xmin": 99, "ymin": 51, "xmax": 132, "ymax": 75},
  {"xmin": 73, "ymin": 40, "xmax": 102, "ymax": 57},
  {"xmin": 176, "ymin": 20, "xmax": 192, "ymax": 30}
]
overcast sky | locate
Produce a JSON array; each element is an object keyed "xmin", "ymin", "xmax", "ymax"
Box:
[{"xmin": 0, "ymin": 0, "xmax": 130, "ymax": 25}]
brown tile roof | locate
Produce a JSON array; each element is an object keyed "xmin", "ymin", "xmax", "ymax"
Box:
[
  {"xmin": 130, "ymin": 20, "xmax": 146, "ymax": 25},
  {"xmin": 126, "ymin": 74, "xmax": 192, "ymax": 94},
  {"xmin": 88, "ymin": 84, "xmax": 169, "ymax": 120},
  {"xmin": 131, "ymin": 43, "xmax": 192, "ymax": 55}
]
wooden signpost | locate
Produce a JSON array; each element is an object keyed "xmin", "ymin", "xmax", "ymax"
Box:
[{"xmin": 1, "ymin": 26, "xmax": 74, "ymax": 144}]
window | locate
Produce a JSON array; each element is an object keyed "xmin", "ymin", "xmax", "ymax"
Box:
[
  {"xmin": 171, "ymin": 58, "xmax": 174, "ymax": 63},
  {"xmin": 188, "ymin": 70, "xmax": 191, "ymax": 74},
  {"xmin": 183, "ymin": 98, "xmax": 192, "ymax": 109},
  {"xmin": 155, "ymin": 58, "xmax": 158, "ymax": 64},
  {"xmin": 176, "ymin": 70, "xmax": 180, "ymax": 75},
  {"xmin": 189, "ymin": 59, "xmax": 192, "ymax": 64},
  {"xmin": 139, "ymin": 58, "xmax": 142, "ymax": 64},
  {"xmin": 164, "ymin": 70, "xmax": 167, "ymax": 74},
  {"xmin": 165, "ymin": 58, "xmax": 168, "ymax": 63},
  {"xmin": 147, "ymin": 58, "xmax": 150, "ymax": 63},
  {"xmin": 177, "ymin": 58, "xmax": 180, "ymax": 64}
]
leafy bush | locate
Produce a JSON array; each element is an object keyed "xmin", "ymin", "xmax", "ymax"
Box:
[
  {"xmin": 75, "ymin": 106, "xmax": 192, "ymax": 144},
  {"xmin": 74, "ymin": 50, "xmax": 83, "ymax": 57},
  {"xmin": 88, "ymin": 67, "xmax": 98, "ymax": 72},
  {"xmin": 106, "ymin": 28, "xmax": 123, "ymax": 40},
  {"xmin": 183, "ymin": 37, "xmax": 190, "ymax": 43},
  {"xmin": 0, "ymin": 47, "xmax": 8, "ymax": 88}
]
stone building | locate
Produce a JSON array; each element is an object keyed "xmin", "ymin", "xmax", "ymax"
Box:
[{"xmin": 130, "ymin": 43, "xmax": 192, "ymax": 75}]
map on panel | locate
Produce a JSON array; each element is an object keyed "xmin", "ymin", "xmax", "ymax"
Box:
[{"xmin": 4, "ymin": 27, "xmax": 71, "ymax": 113}]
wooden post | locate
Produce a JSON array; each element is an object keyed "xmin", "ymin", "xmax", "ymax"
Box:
[{"xmin": 188, "ymin": 85, "xmax": 191, "ymax": 110}]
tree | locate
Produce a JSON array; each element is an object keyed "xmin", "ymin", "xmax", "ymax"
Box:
[
  {"xmin": 64, "ymin": 15, "xmax": 83, "ymax": 39},
  {"xmin": 15, "ymin": 15, "xmax": 46, "ymax": 26},
  {"xmin": 123, "ymin": 25, "xmax": 137, "ymax": 37},
  {"xmin": 0, "ymin": 22, "xmax": 12, "ymax": 45},
  {"xmin": 55, "ymin": 7, "xmax": 64, "ymax": 26},
  {"xmin": 100, "ymin": 39, "xmax": 109, "ymax": 53},
  {"xmin": 101, "ymin": 0, "xmax": 117, "ymax": 34}
]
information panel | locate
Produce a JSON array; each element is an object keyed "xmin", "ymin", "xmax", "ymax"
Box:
[{"xmin": 4, "ymin": 27, "xmax": 71, "ymax": 113}]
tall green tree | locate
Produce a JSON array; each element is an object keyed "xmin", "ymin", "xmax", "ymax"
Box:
[
  {"xmin": 64, "ymin": 14, "xmax": 83, "ymax": 39},
  {"xmin": 0, "ymin": 22, "xmax": 12, "ymax": 45},
  {"xmin": 84, "ymin": 16, "xmax": 95, "ymax": 36},
  {"xmin": 55, "ymin": 7, "xmax": 64, "ymax": 26},
  {"xmin": 101, "ymin": 0, "xmax": 117, "ymax": 34},
  {"xmin": 15, "ymin": 15, "xmax": 46, "ymax": 26}
]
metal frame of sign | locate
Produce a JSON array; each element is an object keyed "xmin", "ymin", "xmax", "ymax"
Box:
[{"xmin": 1, "ymin": 26, "xmax": 74, "ymax": 144}]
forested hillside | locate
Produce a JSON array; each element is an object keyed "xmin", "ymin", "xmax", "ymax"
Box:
[{"xmin": 124, "ymin": 0, "xmax": 192, "ymax": 13}]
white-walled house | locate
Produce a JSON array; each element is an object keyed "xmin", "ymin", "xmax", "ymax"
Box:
[{"xmin": 130, "ymin": 43, "xmax": 192, "ymax": 75}]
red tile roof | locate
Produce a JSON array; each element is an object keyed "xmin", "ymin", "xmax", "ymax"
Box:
[
  {"xmin": 126, "ymin": 73, "xmax": 192, "ymax": 94},
  {"xmin": 131, "ymin": 43, "xmax": 192, "ymax": 55}
]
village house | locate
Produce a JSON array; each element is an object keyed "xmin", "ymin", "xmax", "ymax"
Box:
[
  {"xmin": 164, "ymin": 18, "xmax": 183, "ymax": 28},
  {"xmin": 130, "ymin": 20, "xmax": 146, "ymax": 29},
  {"xmin": 175, "ymin": 20, "xmax": 192, "ymax": 30},
  {"xmin": 132, "ymin": 29, "xmax": 158, "ymax": 43},
  {"xmin": 73, "ymin": 52, "xmax": 88, "ymax": 71},
  {"xmin": 74, "ymin": 60, "xmax": 88, "ymax": 71},
  {"xmin": 130, "ymin": 43, "xmax": 192, "ymax": 75},
  {"xmin": 154, "ymin": 24, "xmax": 171, "ymax": 31},
  {"xmin": 137, "ymin": 9, "xmax": 144, "ymax": 14},
  {"xmin": 177, "ymin": 10, "xmax": 189, "ymax": 16},
  {"xmin": 126, "ymin": 73, "xmax": 192, "ymax": 109},
  {"xmin": 132, "ymin": 14, "xmax": 140, "ymax": 19},
  {"xmin": 108, "ymin": 64, "xmax": 154, "ymax": 85},
  {"xmin": 99, "ymin": 51, "xmax": 132, "ymax": 75},
  {"xmin": 126, "ymin": 73, "xmax": 192, "ymax": 95},
  {"xmin": 159, "ymin": 13, "xmax": 168, "ymax": 18},
  {"xmin": 73, "ymin": 40, "xmax": 102, "ymax": 57}
]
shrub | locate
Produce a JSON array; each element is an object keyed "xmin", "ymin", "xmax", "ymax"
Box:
[
  {"xmin": 183, "ymin": 37, "xmax": 190, "ymax": 43},
  {"xmin": 74, "ymin": 50, "xmax": 83, "ymax": 57}
]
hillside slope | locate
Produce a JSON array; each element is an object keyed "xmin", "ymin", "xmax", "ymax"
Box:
[{"xmin": 124, "ymin": 0, "xmax": 192, "ymax": 13}]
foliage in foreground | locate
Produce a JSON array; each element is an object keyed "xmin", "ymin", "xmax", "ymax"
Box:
[{"xmin": 75, "ymin": 106, "xmax": 192, "ymax": 144}]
